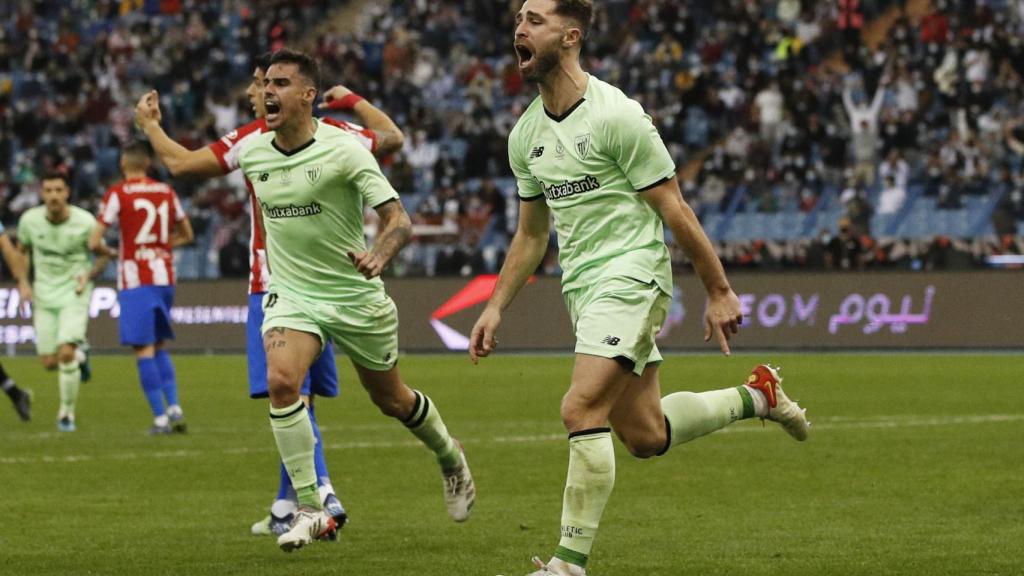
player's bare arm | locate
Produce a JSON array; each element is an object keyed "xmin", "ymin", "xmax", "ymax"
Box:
[
  {"xmin": 320, "ymin": 84, "xmax": 405, "ymax": 156},
  {"xmin": 0, "ymin": 233, "xmax": 23, "ymax": 279},
  {"xmin": 75, "ymin": 239, "xmax": 114, "ymax": 295},
  {"xmin": 348, "ymin": 199, "xmax": 411, "ymax": 279},
  {"xmin": 640, "ymin": 177, "xmax": 742, "ymax": 355},
  {"xmin": 88, "ymin": 223, "xmax": 119, "ymax": 259},
  {"xmin": 171, "ymin": 218, "xmax": 195, "ymax": 248},
  {"xmin": 469, "ymin": 198, "xmax": 551, "ymax": 363},
  {"xmin": 135, "ymin": 90, "xmax": 224, "ymax": 178},
  {"xmin": 14, "ymin": 243, "xmax": 32, "ymax": 303}
]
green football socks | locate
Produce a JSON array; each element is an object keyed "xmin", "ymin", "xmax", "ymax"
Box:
[
  {"xmin": 660, "ymin": 386, "xmax": 754, "ymax": 449},
  {"xmin": 269, "ymin": 400, "xmax": 320, "ymax": 509},
  {"xmin": 57, "ymin": 361, "xmax": 80, "ymax": 415},
  {"xmin": 554, "ymin": 428, "xmax": 615, "ymax": 569},
  {"xmin": 403, "ymin": 390, "xmax": 461, "ymax": 471}
]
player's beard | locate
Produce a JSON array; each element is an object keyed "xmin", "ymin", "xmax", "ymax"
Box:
[{"xmin": 522, "ymin": 48, "xmax": 560, "ymax": 83}]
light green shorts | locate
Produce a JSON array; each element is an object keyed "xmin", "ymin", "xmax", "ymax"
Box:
[
  {"xmin": 34, "ymin": 299, "xmax": 90, "ymax": 356},
  {"xmin": 261, "ymin": 291, "xmax": 399, "ymax": 371},
  {"xmin": 563, "ymin": 276, "xmax": 670, "ymax": 376}
]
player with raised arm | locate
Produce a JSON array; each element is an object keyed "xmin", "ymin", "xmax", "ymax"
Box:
[
  {"xmin": 134, "ymin": 52, "xmax": 404, "ymax": 536},
  {"xmin": 90, "ymin": 142, "xmax": 194, "ymax": 435},
  {"xmin": 15, "ymin": 173, "xmax": 112, "ymax": 432},
  {"xmin": 0, "ymin": 226, "xmax": 32, "ymax": 422},
  {"xmin": 238, "ymin": 48, "xmax": 474, "ymax": 552},
  {"xmin": 468, "ymin": 2, "xmax": 810, "ymax": 574}
]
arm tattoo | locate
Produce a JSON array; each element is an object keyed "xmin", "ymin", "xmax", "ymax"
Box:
[{"xmin": 371, "ymin": 199, "xmax": 411, "ymax": 264}]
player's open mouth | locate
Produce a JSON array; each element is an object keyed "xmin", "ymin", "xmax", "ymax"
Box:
[
  {"xmin": 265, "ymin": 100, "xmax": 281, "ymax": 121},
  {"xmin": 515, "ymin": 44, "xmax": 534, "ymax": 67}
]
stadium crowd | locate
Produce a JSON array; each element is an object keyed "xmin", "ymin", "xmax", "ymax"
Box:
[{"xmin": 2, "ymin": 0, "xmax": 1023, "ymax": 279}]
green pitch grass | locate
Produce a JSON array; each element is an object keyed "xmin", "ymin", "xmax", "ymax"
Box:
[{"xmin": 1, "ymin": 354, "xmax": 1022, "ymax": 576}]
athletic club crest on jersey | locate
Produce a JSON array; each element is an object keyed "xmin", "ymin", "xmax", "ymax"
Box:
[
  {"xmin": 305, "ymin": 164, "xmax": 323, "ymax": 185},
  {"xmin": 574, "ymin": 133, "xmax": 591, "ymax": 159}
]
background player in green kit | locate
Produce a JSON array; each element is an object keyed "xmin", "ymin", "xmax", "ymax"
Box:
[
  {"xmin": 238, "ymin": 49, "xmax": 475, "ymax": 552},
  {"xmin": 15, "ymin": 173, "xmax": 112, "ymax": 432},
  {"xmin": 469, "ymin": 2, "xmax": 810, "ymax": 575}
]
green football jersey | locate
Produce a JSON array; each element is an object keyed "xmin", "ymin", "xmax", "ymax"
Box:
[
  {"xmin": 17, "ymin": 205, "xmax": 97, "ymax": 308},
  {"xmin": 239, "ymin": 119, "xmax": 399, "ymax": 305},
  {"xmin": 508, "ymin": 75, "xmax": 677, "ymax": 294}
]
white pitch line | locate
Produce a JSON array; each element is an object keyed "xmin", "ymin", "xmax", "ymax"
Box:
[{"xmin": 2, "ymin": 414, "xmax": 1022, "ymax": 466}]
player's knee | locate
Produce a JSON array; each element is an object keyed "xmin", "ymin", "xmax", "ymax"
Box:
[
  {"xmin": 57, "ymin": 348, "xmax": 76, "ymax": 365},
  {"xmin": 42, "ymin": 357, "xmax": 58, "ymax": 371},
  {"xmin": 133, "ymin": 345, "xmax": 156, "ymax": 358},
  {"xmin": 266, "ymin": 368, "xmax": 301, "ymax": 405},
  {"xmin": 560, "ymin": 393, "xmax": 605, "ymax": 432}
]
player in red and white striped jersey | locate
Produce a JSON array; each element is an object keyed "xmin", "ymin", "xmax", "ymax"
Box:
[
  {"xmin": 134, "ymin": 50, "xmax": 404, "ymax": 536},
  {"xmin": 98, "ymin": 169, "xmax": 187, "ymax": 290},
  {"xmin": 90, "ymin": 142, "xmax": 195, "ymax": 435}
]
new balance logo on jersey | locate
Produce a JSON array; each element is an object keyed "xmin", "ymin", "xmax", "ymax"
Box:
[
  {"xmin": 601, "ymin": 335, "xmax": 620, "ymax": 346},
  {"xmin": 258, "ymin": 173, "xmax": 269, "ymax": 182},
  {"xmin": 541, "ymin": 175, "xmax": 600, "ymax": 200},
  {"xmin": 530, "ymin": 146, "xmax": 545, "ymax": 159},
  {"xmin": 261, "ymin": 201, "xmax": 323, "ymax": 219}
]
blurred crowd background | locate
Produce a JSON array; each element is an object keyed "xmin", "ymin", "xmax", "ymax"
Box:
[{"xmin": 2, "ymin": 0, "xmax": 1023, "ymax": 280}]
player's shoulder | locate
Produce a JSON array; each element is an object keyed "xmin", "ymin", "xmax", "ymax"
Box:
[
  {"xmin": 316, "ymin": 119, "xmax": 374, "ymax": 155},
  {"xmin": 238, "ymin": 128, "xmax": 279, "ymax": 157},
  {"xmin": 509, "ymin": 96, "xmax": 546, "ymax": 148},
  {"xmin": 588, "ymin": 76, "xmax": 645, "ymax": 122},
  {"xmin": 19, "ymin": 205, "xmax": 45, "ymax": 225},
  {"xmin": 221, "ymin": 118, "xmax": 268, "ymax": 144},
  {"xmin": 317, "ymin": 119, "xmax": 363, "ymax": 143},
  {"xmin": 70, "ymin": 205, "xmax": 97, "ymax": 223}
]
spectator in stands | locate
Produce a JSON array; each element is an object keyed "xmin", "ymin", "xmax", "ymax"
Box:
[
  {"xmin": 843, "ymin": 76, "xmax": 887, "ymax": 136},
  {"xmin": 851, "ymin": 119, "xmax": 881, "ymax": 186},
  {"xmin": 826, "ymin": 218, "xmax": 865, "ymax": 270},
  {"xmin": 841, "ymin": 180, "xmax": 874, "ymax": 237},
  {"xmin": 878, "ymin": 149, "xmax": 910, "ymax": 191},
  {"xmin": 753, "ymin": 81, "xmax": 785, "ymax": 147},
  {"xmin": 878, "ymin": 175, "xmax": 907, "ymax": 215}
]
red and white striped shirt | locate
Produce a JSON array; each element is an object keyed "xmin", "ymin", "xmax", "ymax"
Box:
[
  {"xmin": 207, "ymin": 117, "xmax": 376, "ymax": 294},
  {"xmin": 99, "ymin": 177, "xmax": 186, "ymax": 290}
]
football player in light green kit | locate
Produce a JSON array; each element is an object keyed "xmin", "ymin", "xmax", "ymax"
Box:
[
  {"xmin": 15, "ymin": 173, "xmax": 112, "ymax": 432},
  {"xmin": 238, "ymin": 49, "xmax": 475, "ymax": 552},
  {"xmin": 469, "ymin": 2, "xmax": 810, "ymax": 574}
]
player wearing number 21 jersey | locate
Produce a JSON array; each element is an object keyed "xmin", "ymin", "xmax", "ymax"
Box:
[{"xmin": 93, "ymin": 142, "xmax": 194, "ymax": 435}]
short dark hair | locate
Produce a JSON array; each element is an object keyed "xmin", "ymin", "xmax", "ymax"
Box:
[
  {"xmin": 122, "ymin": 140, "xmax": 152, "ymax": 160},
  {"xmin": 254, "ymin": 51, "xmax": 273, "ymax": 73},
  {"xmin": 40, "ymin": 170, "xmax": 69, "ymax": 186},
  {"xmin": 268, "ymin": 48, "xmax": 321, "ymax": 91},
  {"xmin": 121, "ymin": 140, "xmax": 152, "ymax": 169},
  {"xmin": 553, "ymin": 0, "xmax": 594, "ymax": 38}
]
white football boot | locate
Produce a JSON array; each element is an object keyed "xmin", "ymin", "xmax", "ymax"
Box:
[
  {"xmin": 745, "ymin": 364, "xmax": 809, "ymax": 441},
  {"xmin": 276, "ymin": 506, "xmax": 336, "ymax": 552},
  {"xmin": 442, "ymin": 440, "xmax": 476, "ymax": 522}
]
